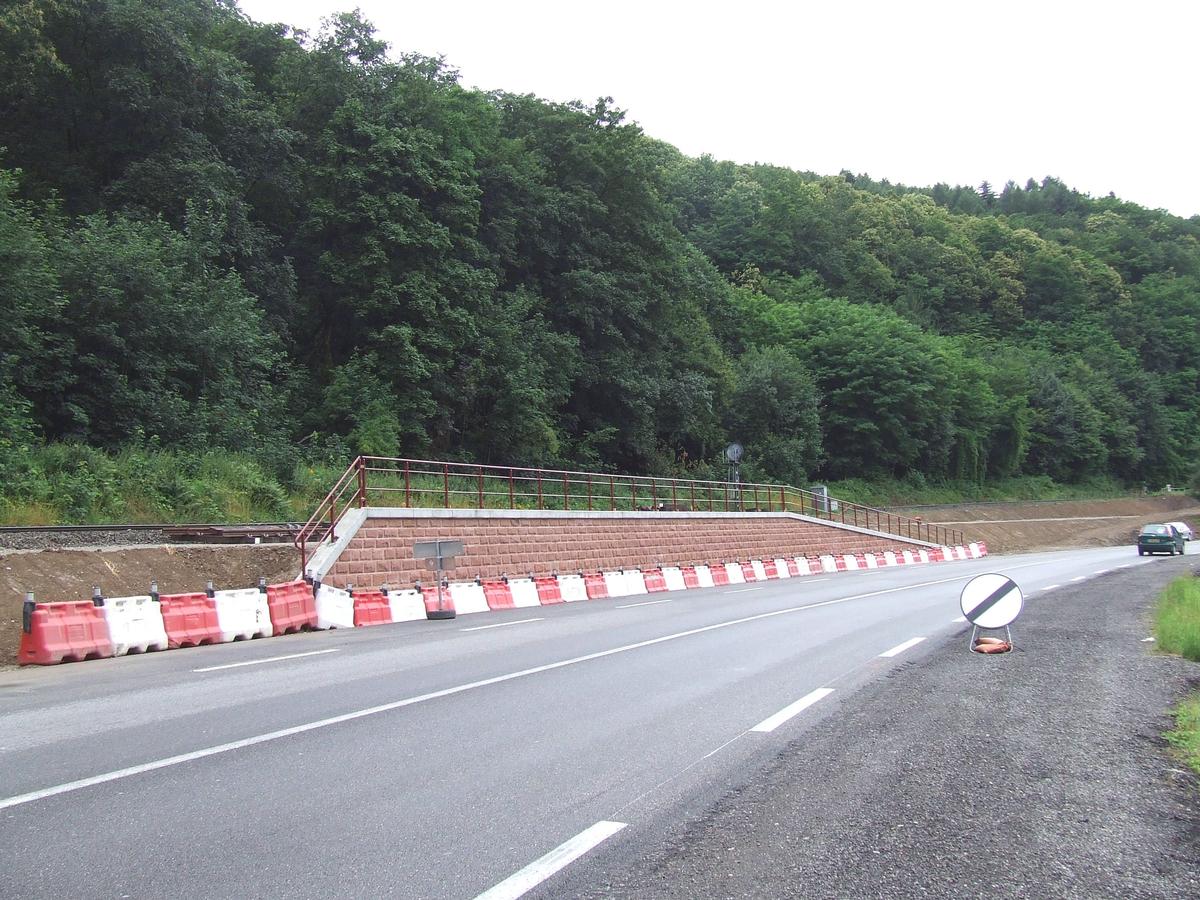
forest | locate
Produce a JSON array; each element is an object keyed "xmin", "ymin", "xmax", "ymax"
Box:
[{"xmin": 1, "ymin": 0, "xmax": 1198, "ymax": 522}]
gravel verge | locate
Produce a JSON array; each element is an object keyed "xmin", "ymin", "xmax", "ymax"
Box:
[
  {"xmin": 0, "ymin": 529, "xmax": 167, "ymax": 551},
  {"xmin": 580, "ymin": 559, "xmax": 1200, "ymax": 899}
]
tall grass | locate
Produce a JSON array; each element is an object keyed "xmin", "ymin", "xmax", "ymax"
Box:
[{"xmin": 1155, "ymin": 576, "xmax": 1200, "ymax": 662}]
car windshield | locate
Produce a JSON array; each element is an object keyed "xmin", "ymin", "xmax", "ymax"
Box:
[{"xmin": 1142, "ymin": 525, "xmax": 1169, "ymax": 535}]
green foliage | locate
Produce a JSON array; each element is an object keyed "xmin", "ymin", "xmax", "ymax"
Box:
[
  {"xmin": 1155, "ymin": 576, "xmax": 1200, "ymax": 663},
  {"xmin": 0, "ymin": 0, "xmax": 1196, "ymax": 525}
]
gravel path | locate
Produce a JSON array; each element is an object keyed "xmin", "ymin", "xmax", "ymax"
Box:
[{"xmin": 580, "ymin": 559, "xmax": 1200, "ymax": 899}]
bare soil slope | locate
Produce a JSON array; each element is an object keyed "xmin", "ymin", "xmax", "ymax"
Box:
[{"xmin": 2, "ymin": 496, "xmax": 1196, "ymax": 666}]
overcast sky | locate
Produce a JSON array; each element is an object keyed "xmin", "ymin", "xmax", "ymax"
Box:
[{"xmin": 237, "ymin": 0, "xmax": 1199, "ymax": 217}]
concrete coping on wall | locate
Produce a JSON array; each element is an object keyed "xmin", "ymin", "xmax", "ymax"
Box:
[{"xmin": 302, "ymin": 505, "xmax": 940, "ymax": 581}]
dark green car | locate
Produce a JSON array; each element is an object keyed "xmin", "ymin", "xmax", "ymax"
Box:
[{"xmin": 1138, "ymin": 523, "xmax": 1185, "ymax": 556}]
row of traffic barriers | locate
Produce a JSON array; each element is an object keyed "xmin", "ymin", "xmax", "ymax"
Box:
[{"xmin": 17, "ymin": 542, "xmax": 987, "ymax": 665}]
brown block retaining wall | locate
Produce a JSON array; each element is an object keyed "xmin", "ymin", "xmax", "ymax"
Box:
[{"xmin": 323, "ymin": 513, "xmax": 930, "ymax": 589}]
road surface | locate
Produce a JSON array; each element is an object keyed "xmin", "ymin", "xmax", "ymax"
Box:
[{"xmin": 0, "ymin": 544, "xmax": 1193, "ymax": 897}]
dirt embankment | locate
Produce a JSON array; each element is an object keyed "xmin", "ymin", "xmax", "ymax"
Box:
[{"xmin": 2, "ymin": 496, "xmax": 1196, "ymax": 666}]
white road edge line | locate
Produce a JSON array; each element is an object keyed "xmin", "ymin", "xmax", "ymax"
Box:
[
  {"xmin": 192, "ymin": 649, "xmax": 340, "ymax": 673},
  {"xmin": 951, "ymin": 616, "xmax": 967, "ymax": 623},
  {"xmin": 1043, "ymin": 584, "xmax": 1061, "ymax": 591},
  {"xmin": 461, "ymin": 618, "xmax": 544, "ymax": 632},
  {"xmin": 1070, "ymin": 576, "xmax": 1086, "ymax": 582},
  {"xmin": 473, "ymin": 821, "xmax": 627, "ymax": 900},
  {"xmin": 751, "ymin": 688, "xmax": 835, "ymax": 733},
  {"xmin": 616, "ymin": 599, "xmax": 673, "ymax": 609},
  {"xmin": 0, "ymin": 569, "xmax": 993, "ymax": 812},
  {"xmin": 879, "ymin": 636, "xmax": 926, "ymax": 658}
]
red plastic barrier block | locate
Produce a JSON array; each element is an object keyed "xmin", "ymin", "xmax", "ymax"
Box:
[
  {"xmin": 710, "ymin": 564, "xmax": 730, "ymax": 586},
  {"xmin": 266, "ymin": 580, "xmax": 316, "ymax": 634},
  {"xmin": 893, "ymin": 550, "xmax": 908, "ymax": 565},
  {"xmin": 18, "ymin": 601, "xmax": 114, "ymax": 666},
  {"xmin": 681, "ymin": 566, "xmax": 700, "ymax": 589},
  {"xmin": 834, "ymin": 556, "xmax": 848, "ymax": 571},
  {"xmin": 534, "ymin": 577, "xmax": 563, "ymax": 605},
  {"xmin": 159, "ymin": 592, "xmax": 221, "ymax": 649},
  {"xmin": 786, "ymin": 559, "xmax": 801, "ymax": 576},
  {"xmin": 978, "ymin": 542, "xmax": 988, "ymax": 556},
  {"xmin": 641, "ymin": 569, "xmax": 668, "ymax": 593},
  {"xmin": 762, "ymin": 559, "xmax": 779, "ymax": 579},
  {"xmin": 805, "ymin": 557, "xmax": 822, "ymax": 575},
  {"xmin": 482, "ymin": 579, "xmax": 514, "ymax": 610},
  {"xmin": 854, "ymin": 553, "xmax": 868, "ymax": 568},
  {"xmin": 353, "ymin": 590, "xmax": 392, "ymax": 627},
  {"xmin": 421, "ymin": 585, "xmax": 456, "ymax": 615},
  {"xmin": 583, "ymin": 573, "xmax": 608, "ymax": 600},
  {"xmin": 740, "ymin": 562, "xmax": 757, "ymax": 582}
]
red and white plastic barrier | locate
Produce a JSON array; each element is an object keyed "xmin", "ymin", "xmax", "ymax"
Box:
[
  {"xmin": 267, "ymin": 580, "xmax": 317, "ymax": 633},
  {"xmin": 159, "ymin": 592, "xmax": 221, "ymax": 648},
  {"xmin": 19, "ymin": 599, "xmax": 113, "ymax": 665},
  {"xmin": 386, "ymin": 588, "xmax": 427, "ymax": 622},
  {"xmin": 213, "ymin": 588, "xmax": 273, "ymax": 642},
  {"xmin": 508, "ymin": 577, "xmax": 542, "ymax": 608},
  {"xmin": 101, "ymin": 594, "xmax": 168, "ymax": 656},
  {"xmin": 558, "ymin": 574, "xmax": 588, "ymax": 602},
  {"xmin": 315, "ymin": 583, "xmax": 354, "ymax": 629},
  {"xmin": 448, "ymin": 581, "xmax": 489, "ymax": 615}
]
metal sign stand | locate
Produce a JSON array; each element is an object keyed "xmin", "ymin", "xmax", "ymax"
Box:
[
  {"xmin": 414, "ymin": 540, "xmax": 464, "ymax": 621},
  {"xmin": 960, "ymin": 573, "xmax": 1023, "ymax": 654}
]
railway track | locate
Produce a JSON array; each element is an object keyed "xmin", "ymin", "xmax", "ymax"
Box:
[{"xmin": 0, "ymin": 522, "xmax": 300, "ymax": 550}]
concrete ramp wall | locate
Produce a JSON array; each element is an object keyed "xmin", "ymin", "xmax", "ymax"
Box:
[{"xmin": 314, "ymin": 508, "xmax": 935, "ymax": 589}]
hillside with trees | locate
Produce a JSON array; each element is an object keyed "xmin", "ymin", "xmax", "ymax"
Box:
[{"xmin": 1, "ymin": 0, "xmax": 1197, "ymax": 522}]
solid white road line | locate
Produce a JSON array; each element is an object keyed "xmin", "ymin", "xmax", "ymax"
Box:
[
  {"xmin": 473, "ymin": 821, "xmax": 627, "ymax": 900},
  {"xmin": 751, "ymin": 688, "xmax": 835, "ymax": 733},
  {"xmin": 0, "ymin": 569, "xmax": 1003, "ymax": 812},
  {"xmin": 879, "ymin": 637, "xmax": 926, "ymax": 658},
  {"xmin": 1070, "ymin": 576, "xmax": 1086, "ymax": 582},
  {"xmin": 461, "ymin": 618, "xmax": 544, "ymax": 632},
  {"xmin": 192, "ymin": 649, "xmax": 340, "ymax": 673},
  {"xmin": 616, "ymin": 599, "xmax": 673, "ymax": 609},
  {"xmin": 726, "ymin": 587, "xmax": 764, "ymax": 594}
]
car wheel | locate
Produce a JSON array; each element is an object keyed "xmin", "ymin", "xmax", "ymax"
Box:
[{"xmin": 1138, "ymin": 549, "xmax": 1144, "ymax": 556}]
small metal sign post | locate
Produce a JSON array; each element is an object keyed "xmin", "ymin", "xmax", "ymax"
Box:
[
  {"xmin": 960, "ymin": 573, "xmax": 1023, "ymax": 653},
  {"xmin": 414, "ymin": 540, "xmax": 464, "ymax": 620}
]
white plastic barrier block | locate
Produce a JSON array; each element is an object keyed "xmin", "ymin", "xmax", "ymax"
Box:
[
  {"xmin": 793, "ymin": 558, "xmax": 812, "ymax": 576},
  {"xmin": 750, "ymin": 559, "xmax": 768, "ymax": 580},
  {"xmin": 316, "ymin": 583, "xmax": 354, "ymax": 630},
  {"xmin": 902, "ymin": 550, "xmax": 916, "ymax": 565},
  {"xmin": 940, "ymin": 546, "xmax": 954, "ymax": 562},
  {"xmin": 386, "ymin": 589, "xmax": 426, "ymax": 622},
  {"xmin": 558, "ymin": 574, "xmax": 588, "ymax": 602},
  {"xmin": 883, "ymin": 551, "xmax": 899, "ymax": 567},
  {"xmin": 624, "ymin": 570, "xmax": 649, "ymax": 595},
  {"xmin": 695, "ymin": 565, "xmax": 715, "ymax": 588},
  {"xmin": 662, "ymin": 567, "xmax": 687, "ymax": 591},
  {"xmin": 864, "ymin": 553, "xmax": 878, "ymax": 569},
  {"xmin": 448, "ymin": 581, "xmax": 489, "ymax": 615},
  {"xmin": 842, "ymin": 554, "xmax": 859, "ymax": 570},
  {"xmin": 213, "ymin": 588, "xmax": 273, "ymax": 642},
  {"xmin": 955, "ymin": 546, "xmax": 969, "ymax": 560},
  {"xmin": 102, "ymin": 595, "xmax": 168, "ymax": 656},
  {"xmin": 969, "ymin": 542, "xmax": 981, "ymax": 559},
  {"xmin": 774, "ymin": 558, "xmax": 792, "ymax": 579},
  {"xmin": 508, "ymin": 577, "xmax": 542, "ymax": 608},
  {"xmin": 918, "ymin": 549, "xmax": 931, "ymax": 564},
  {"xmin": 602, "ymin": 570, "xmax": 629, "ymax": 598},
  {"xmin": 819, "ymin": 555, "xmax": 838, "ymax": 573},
  {"xmin": 724, "ymin": 562, "xmax": 746, "ymax": 584}
]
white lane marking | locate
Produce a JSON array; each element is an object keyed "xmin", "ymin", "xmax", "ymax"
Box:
[
  {"xmin": 879, "ymin": 637, "xmax": 926, "ymax": 658},
  {"xmin": 1116, "ymin": 564, "xmax": 1133, "ymax": 569},
  {"xmin": 726, "ymin": 587, "xmax": 764, "ymax": 594},
  {"xmin": 1043, "ymin": 585, "xmax": 1060, "ymax": 592},
  {"xmin": 461, "ymin": 618, "xmax": 544, "ymax": 632},
  {"xmin": 751, "ymin": 688, "xmax": 835, "ymax": 733},
  {"xmin": 1070, "ymin": 576, "xmax": 1086, "ymax": 582},
  {"xmin": 951, "ymin": 616, "xmax": 967, "ymax": 623},
  {"xmin": 0, "ymin": 569, "xmax": 1014, "ymax": 811},
  {"xmin": 616, "ymin": 599, "xmax": 673, "ymax": 609},
  {"xmin": 1094, "ymin": 569, "xmax": 1110, "ymax": 575},
  {"xmin": 474, "ymin": 821, "xmax": 627, "ymax": 900},
  {"xmin": 192, "ymin": 649, "xmax": 340, "ymax": 673}
]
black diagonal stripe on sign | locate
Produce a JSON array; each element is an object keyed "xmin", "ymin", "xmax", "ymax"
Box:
[{"xmin": 967, "ymin": 579, "xmax": 1018, "ymax": 622}]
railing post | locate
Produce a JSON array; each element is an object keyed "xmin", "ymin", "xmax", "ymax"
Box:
[
  {"xmin": 724, "ymin": 482, "xmax": 728, "ymax": 511},
  {"xmin": 537, "ymin": 471, "xmax": 543, "ymax": 510},
  {"xmin": 563, "ymin": 472, "xmax": 569, "ymax": 511},
  {"xmin": 610, "ymin": 475, "xmax": 616, "ymax": 511},
  {"xmin": 404, "ymin": 460, "xmax": 411, "ymax": 508},
  {"xmin": 477, "ymin": 467, "xmax": 484, "ymax": 509},
  {"xmin": 780, "ymin": 486, "xmax": 786, "ymax": 511},
  {"xmin": 631, "ymin": 479, "xmax": 637, "ymax": 510},
  {"xmin": 587, "ymin": 475, "xmax": 593, "ymax": 511},
  {"xmin": 651, "ymin": 479, "xmax": 657, "ymax": 510},
  {"xmin": 443, "ymin": 463, "xmax": 450, "ymax": 508},
  {"xmin": 356, "ymin": 457, "xmax": 367, "ymax": 508},
  {"xmin": 508, "ymin": 469, "xmax": 514, "ymax": 508},
  {"xmin": 328, "ymin": 496, "xmax": 336, "ymax": 542},
  {"xmin": 753, "ymin": 484, "xmax": 759, "ymax": 511},
  {"xmin": 690, "ymin": 481, "xmax": 696, "ymax": 512},
  {"xmin": 671, "ymin": 480, "xmax": 677, "ymax": 510}
]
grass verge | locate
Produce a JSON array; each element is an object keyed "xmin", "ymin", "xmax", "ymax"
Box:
[{"xmin": 1155, "ymin": 575, "xmax": 1200, "ymax": 776}]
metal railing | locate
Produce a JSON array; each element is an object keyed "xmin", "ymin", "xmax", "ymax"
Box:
[{"xmin": 295, "ymin": 456, "xmax": 966, "ymax": 571}]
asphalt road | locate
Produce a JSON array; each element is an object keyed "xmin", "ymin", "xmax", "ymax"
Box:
[{"xmin": 0, "ymin": 544, "xmax": 1195, "ymax": 898}]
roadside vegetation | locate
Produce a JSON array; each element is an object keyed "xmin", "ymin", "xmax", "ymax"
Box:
[
  {"xmin": 1, "ymin": 2, "xmax": 1199, "ymax": 525},
  {"xmin": 1155, "ymin": 576, "xmax": 1200, "ymax": 776}
]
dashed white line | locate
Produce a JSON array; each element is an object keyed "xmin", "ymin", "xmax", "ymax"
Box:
[
  {"xmin": 461, "ymin": 618, "xmax": 544, "ymax": 632},
  {"xmin": 1094, "ymin": 569, "xmax": 1110, "ymax": 575},
  {"xmin": 751, "ymin": 688, "xmax": 835, "ymax": 733},
  {"xmin": 615, "ymin": 599, "xmax": 673, "ymax": 609},
  {"xmin": 474, "ymin": 820, "xmax": 627, "ymax": 900},
  {"xmin": 1070, "ymin": 576, "xmax": 1086, "ymax": 582},
  {"xmin": 879, "ymin": 637, "xmax": 926, "ymax": 658},
  {"xmin": 726, "ymin": 587, "xmax": 764, "ymax": 594},
  {"xmin": 1043, "ymin": 584, "xmax": 1061, "ymax": 592},
  {"xmin": 192, "ymin": 649, "xmax": 340, "ymax": 672},
  {"xmin": 951, "ymin": 616, "xmax": 968, "ymax": 624}
]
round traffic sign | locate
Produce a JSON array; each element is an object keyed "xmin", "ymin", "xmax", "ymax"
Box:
[{"xmin": 959, "ymin": 573, "xmax": 1023, "ymax": 628}]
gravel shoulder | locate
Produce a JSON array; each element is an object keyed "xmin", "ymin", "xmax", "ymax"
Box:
[{"xmin": 577, "ymin": 559, "xmax": 1200, "ymax": 899}]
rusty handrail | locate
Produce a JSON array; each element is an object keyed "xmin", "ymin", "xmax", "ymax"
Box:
[{"xmin": 294, "ymin": 456, "xmax": 967, "ymax": 572}]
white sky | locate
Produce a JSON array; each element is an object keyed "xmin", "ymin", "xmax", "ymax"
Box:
[{"xmin": 237, "ymin": 0, "xmax": 1200, "ymax": 217}]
